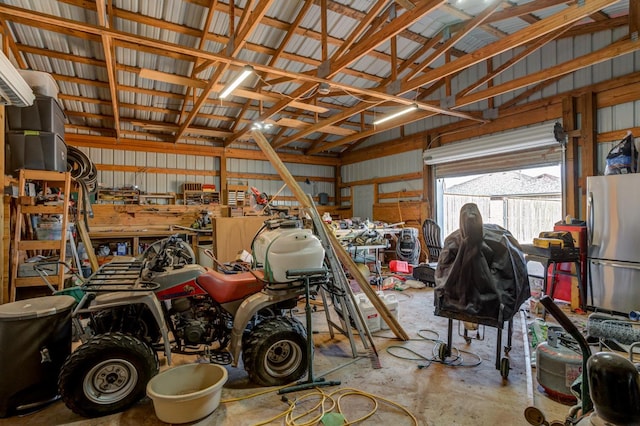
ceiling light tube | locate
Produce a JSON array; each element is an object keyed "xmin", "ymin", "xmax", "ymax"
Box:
[
  {"xmin": 372, "ymin": 103, "xmax": 418, "ymax": 126},
  {"xmin": 220, "ymin": 65, "xmax": 254, "ymax": 99}
]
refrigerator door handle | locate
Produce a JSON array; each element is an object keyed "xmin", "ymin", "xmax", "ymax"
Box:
[
  {"xmin": 591, "ymin": 259, "xmax": 640, "ymax": 271},
  {"xmin": 587, "ymin": 191, "xmax": 594, "ymax": 247}
]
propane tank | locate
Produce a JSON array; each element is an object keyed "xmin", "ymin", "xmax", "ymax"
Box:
[{"xmin": 536, "ymin": 329, "xmax": 583, "ymax": 404}]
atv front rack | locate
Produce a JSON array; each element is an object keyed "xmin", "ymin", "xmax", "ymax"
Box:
[{"xmin": 81, "ymin": 261, "xmax": 158, "ymax": 292}]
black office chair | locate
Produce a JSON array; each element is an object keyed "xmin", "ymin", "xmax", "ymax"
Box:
[
  {"xmin": 412, "ymin": 219, "xmax": 443, "ymax": 286},
  {"xmin": 422, "ymin": 218, "xmax": 443, "ymax": 264}
]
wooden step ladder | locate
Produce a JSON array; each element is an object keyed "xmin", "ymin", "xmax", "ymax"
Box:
[{"xmin": 10, "ymin": 170, "xmax": 72, "ymax": 302}]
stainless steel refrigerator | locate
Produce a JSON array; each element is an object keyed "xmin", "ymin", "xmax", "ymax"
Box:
[{"xmin": 587, "ymin": 174, "xmax": 640, "ymax": 314}]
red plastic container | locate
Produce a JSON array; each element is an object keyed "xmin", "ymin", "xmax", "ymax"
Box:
[
  {"xmin": 550, "ymin": 223, "xmax": 587, "ymax": 305},
  {"xmin": 389, "ymin": 260, "xmax": 409, "ymax": 273}
]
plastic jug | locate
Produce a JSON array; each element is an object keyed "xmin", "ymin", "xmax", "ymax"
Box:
[
  {"xmin": 357, "ymin": 295, "xmax": 380, "ymax": 333},
  {"xmin": 377, "ymin": 291, "xmax": 399, "ymax": 330}
]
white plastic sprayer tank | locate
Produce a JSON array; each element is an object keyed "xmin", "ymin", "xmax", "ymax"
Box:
[{"xmin": 253, "ymin": 225, "xmax": 325, "ymax": 283}]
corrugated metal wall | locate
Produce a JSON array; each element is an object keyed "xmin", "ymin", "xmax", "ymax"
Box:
[
  {"xmin": 81, "ymin": 146, "xmax": 334, "ymax": 205},
  {"xmin": 341, "ymin": 150, "xmax": 423, "ymax": 210},
  {"xmin": 226, "ymin": 158, "xmax": 334, "ymax": 206},
  {"xmin": 81, "ymin": 147, "xmax": 220, "ymax": 194}
]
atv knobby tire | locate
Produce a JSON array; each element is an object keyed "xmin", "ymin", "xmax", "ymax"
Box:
[
  {"xmin": 58, "ymin": 332, "xmax": 159, "ymax": 418},
  {"xmin": 91, "ymin": 306, "xmax": 161, "ymax": 344},
  {"xmin": 242, "ymin": 316, "xmax": 307, "ymax": 386}
]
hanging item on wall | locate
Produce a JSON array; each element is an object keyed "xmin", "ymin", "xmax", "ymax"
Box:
[{"xmin": 604, "ymin": 131, "xmax": 637, "ymax": 175}]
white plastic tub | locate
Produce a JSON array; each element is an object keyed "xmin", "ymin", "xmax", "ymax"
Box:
[{"xmin": 146, "ymin": 363, "xmax": 228, "ymax": 424}]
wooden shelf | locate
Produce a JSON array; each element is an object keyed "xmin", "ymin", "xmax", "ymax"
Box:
[
  {"xmin": 89, "ymin": 228, "xmax": 202, "ymax": 256},
  {"xmin": 139, "ymin": 193, "xmax": 177, "ymax": 205},
  {"xmin": 97, "ymin": 188, "xmax": 140, "ymax": 204},
  {"xmin": 183, "ymin": 190, "xmax": 220, "ymax": 205},
  {"xmin": 227, "ymin": 184, "xmax": 248, "ymax": 207}
]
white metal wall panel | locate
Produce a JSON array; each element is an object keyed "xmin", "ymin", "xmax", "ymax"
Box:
[
  {"xmin": 592, "ymin": 31, "xmax": 613, "ymax": 85},
  {"xmin": 556, "ymin": 37, "xmax": 574, "ymax": 93},
  {"xmin": 342, "ymin": 150, "xmax": 422, "ymax": 184},
  {"xmin": 379, "ymin": 179, "xmax": 422, "ymax": 194},
  {"xmin": 613, "ymin": 27, "xmax": 634, "ymax": 77},
  {"xmin": 77, "ymin": 147, "xmax": 220, "ymax": 194},
  {"xmin": 378, "ymin": 179, "xmax": 423, "ymax": 202},
  {"xmin": 573, "ymin": 34, "xmax": 592, "ymax": 88},
  {"xmin": 352, "ymin": 184, "xmax": 374, "ymax": 220}
]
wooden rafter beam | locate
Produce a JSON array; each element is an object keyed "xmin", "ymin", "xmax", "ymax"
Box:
[
  {"xmin": 457, "ymin": 25, "xmax": 572, "ymax": 97},
  {"xmin": 173, "ymin": 0, "xmax": 274, "ymax": 143},
  {"xmin": 307, "ymin": 111, "xmax": 438, "ymax": 154},
  {"xmin": 302, "ymin": 0, "xmax": 619, "ymax": 154},
  {"xmin": 441, "ymin": 3, "xmax": 507, "ymax": 39},
  {"xmin": 482, "ymin": 0, "xmax": 572, "ymax": 25},
  {"xmin": 332, "ymin": 1, "xmax": 392, "ymax": 61},
  {"xmin": 1, "ymin": 0, "xmax": 627, "ymax": 153},
  {"xmin": 456, "ymin": 37, "xmax": 639, "ymax": 110},
  {"xmin": 56, "ymin": 71, "xmax": 334, "ymax": 128},
  {"xmin": 176, "ymin": 0, "xmax": 219, "ymax": 128},
  {"xmin": 396, "ymin": 0, "xmax": 618, "ymax": 96},
  {"xmin": 95, "ymin": 0, "xmax": 120, "ymax": 140},
  {"xmin": 228, "ymin": 2, "xmax": 476, "ymax": 147},
  {"xmin": 404, "ymin": 0, "xmax": 502, "ymax": 81},
  {"xmin": 329, "ymin": 1, "xmax": 444, "ymax": 75},
  {"xmin": 631, "ymin": 0, "xmax": 640, "ymax": 39},
  {"xmin": 0, "ymin": 19, "xmax": 26, "ymax": 68},
  {"xmin": 498, "ymin": 76, "xmax": 564, "ymax": 110},
  {"xmin": 275, "ymin": 117, "xmax": 357, "ymax": 136},
  {"xmin": 5, "ymin": 1, "xmax": 603, "ymax": 122},
  {"xmin": 271, "ymin": 1, "xmax": 474, "ymax": 148}
]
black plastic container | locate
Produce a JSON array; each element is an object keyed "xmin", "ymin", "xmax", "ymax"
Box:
[
  {"xmin": 6, "ymin": 95, "xmax": 65, "ymax": 136},
  {"xmin": 5, "ymin": 131, "xmax": 67, "ymax": 175},
  {"xmin": 0, "ymin": 295, "xmax": 75, "ymax": 417}
]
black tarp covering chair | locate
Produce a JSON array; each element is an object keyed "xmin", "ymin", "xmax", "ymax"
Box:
[{"xmin": 433, "ymin": 203, "xmax": 530, "ymax": 378}]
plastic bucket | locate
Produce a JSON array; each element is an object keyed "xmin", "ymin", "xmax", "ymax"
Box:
[{"xmin": 146, "ymin": 363, "xmax": 228, "ymax": 424}]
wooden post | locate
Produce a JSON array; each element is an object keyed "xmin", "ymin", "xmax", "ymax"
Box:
[
  {"xmin": 251, "ymin": 130, "xmax": 409, "ymax": 341},
  {"xmin": 220, "ymin": 151, "xmax": 228, "ymax": 205},
  {"xmin": 0, "ymin": 106, "xmax": 4, "ymax": 304},
  {"xmin": 76, "ymin": 220, "xmax": 99, "ymax": 273}
]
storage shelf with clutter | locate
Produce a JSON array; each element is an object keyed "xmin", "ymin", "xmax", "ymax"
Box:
[
  {"xmin": 182, "ymin": 183, "xmax": 219, "ymax": 205},
  {"xmin": 96, "ymin": 187, "xmax": 140, "ymax": 204}
]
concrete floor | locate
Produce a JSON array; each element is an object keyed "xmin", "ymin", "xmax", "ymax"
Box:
[{"xmin": 0, "ymin": 287, "xmax": 576, "ymax": 426}]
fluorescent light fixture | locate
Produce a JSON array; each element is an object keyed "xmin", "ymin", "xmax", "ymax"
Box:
[
  {"xmin": 372, "ymin": 104, "xmax": 418, "ymax": 126},
  {"xmin": 219, "ymin": 65, "xmax": 254, "ymax": 99},
  {"xmin": 251, "ymin": 121, "xmax": 273, "ymax": 131}
]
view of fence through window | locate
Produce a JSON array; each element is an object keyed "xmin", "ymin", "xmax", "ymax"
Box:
[{"xmin": 438, "ymin": 165, "xmax": 562, "ymax": 246}]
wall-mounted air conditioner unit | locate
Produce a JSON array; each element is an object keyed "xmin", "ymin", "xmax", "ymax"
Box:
[{"xmin": 0, "ymin": 50, "xmax": 34, "ymax": 107}]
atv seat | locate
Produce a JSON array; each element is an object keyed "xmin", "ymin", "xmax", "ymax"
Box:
[{"xmin": 197, "ymin": 269, "xmax": 265, "ymax": 304}]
